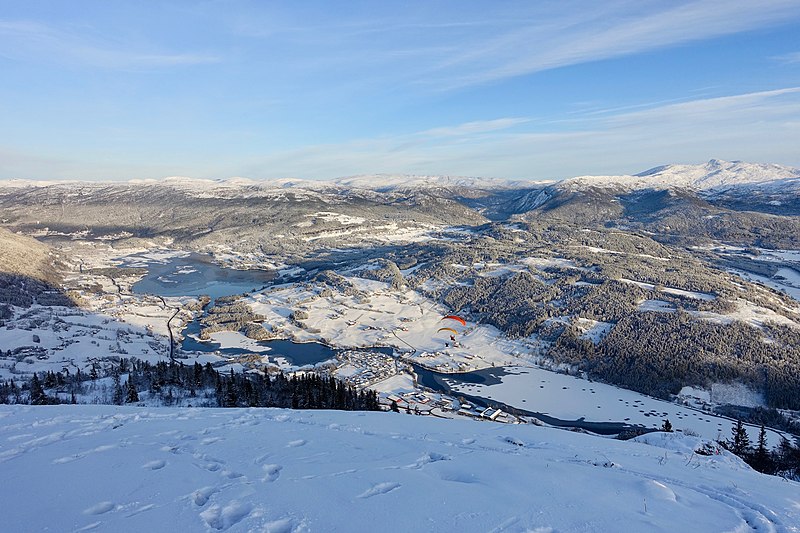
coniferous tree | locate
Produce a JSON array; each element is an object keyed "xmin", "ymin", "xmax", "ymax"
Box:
[
  {"xmin": 29, "ymin": 373, "xmax": 46, "ymax": 405},
  {"xmin": 730, "ymin": 419, "xmax": 751, "ymax": 456},
  {"xmin": 125, "ymin": 379, "xmax": 139, "ymax": 403},
  {"xmin": 224, "ymin": 371, "xmax": 239, "ymax": 407},
  {"xmin": 751, "ymin": 425, "xmax": 772, "ymax": 473},
  {"xmin": 112, "ymin": 374, "xmax": 124, "ymax": 405},
  {"xmin": 661, "ymin": 419, "xmax": 673, "ymax": 432}
]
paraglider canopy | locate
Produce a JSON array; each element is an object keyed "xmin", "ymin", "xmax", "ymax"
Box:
[
  {"xmin": 441, "ymin": 315, "xmax": 466, "ymax": 326},
  {"xmin": 437, "ymin": 327, "xmax": 458, "ymax": 335}
]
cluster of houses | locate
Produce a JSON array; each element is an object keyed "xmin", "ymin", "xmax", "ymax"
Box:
[
  {"xmin": 383, "ymin": 391, "xmax": 520, "ymax": 424},
  {"xmin": 334, "ymin": 349, "xmax": 399, "ymax": 388},
  {"xmin": 454, "ymin": 400, "xmax": 519, "ymax": 423}
]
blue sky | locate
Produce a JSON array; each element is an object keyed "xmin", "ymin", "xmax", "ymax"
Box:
[{"xmin": 1, "ymin": 0, "xmax": 799, "ymax": 181}]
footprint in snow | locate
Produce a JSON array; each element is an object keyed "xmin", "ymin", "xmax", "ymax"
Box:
[
  {"xmin": 262, "ymin": 464, "xmax": 283, "ymax": 482},
  {"xmin": 286, "ymin": 439, "xmax": 306, "ymax": 448},
  {"xmin": 357, "ymin": 482, "xmax": 401, "ymax": 499},
  {"xmin": 262, "ymin": 517, "xmax": 307, "ymax": 533},
  {"xmin": 406, "ymin": 452, "xmax": 451, "ymax": 469},
  {"xmin": 199, "ymin": 501, "xmax": 253, "ymax": 530},
  {"xmin": 142, "ymin": 459, "xmax": 166, "ymax": 470},
  {"xmin": 192, "ymin": 486, "xmax": 218, "ymax": 507},
  {"xmin": 253, "ymin": 453, "xmax": 272, "ymax": 465},
  {"xmin": 83, "ymin": 501, "xmax": 115, "ymax": 515}
]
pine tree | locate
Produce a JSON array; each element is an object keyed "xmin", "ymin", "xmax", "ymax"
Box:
[
  {"xmin": 730, "ymin": 419, "xmax": 751, "ymax": 456},
  {"xmin": 112, "ymin": 381, "xmax": 124, "ymax": 406},
  {"xmin": 125, "ymin": 379, "xmax": 139, "ymax": 403},
  {"xmin": 751, "ymin": 425, "xmax": 772, "ymax": 473},
  {"xmin": 661, "ymin": 419, "xmax": 673, "ymax": 432},
  {"xmin": 29, "ymin": 373, "xmax": 46, "ymax": 405},
  {"xmin": 224, "ymin": 371, "xmax": 239, "ymax": 407}
]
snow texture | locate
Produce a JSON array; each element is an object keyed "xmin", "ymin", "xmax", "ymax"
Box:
[{"xmin": 0, "ymin": 405, "xmax": 797, "ymax": 532}]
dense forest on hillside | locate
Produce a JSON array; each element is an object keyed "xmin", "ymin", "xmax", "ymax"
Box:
[{"xmin": 549, "ymin": 312, "xmax": 800, "ymax": 410}]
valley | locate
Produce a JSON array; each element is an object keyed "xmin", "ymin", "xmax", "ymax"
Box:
[{"xmin": 2, "ymin": 160, "xmax": 800, "ymax": 447}]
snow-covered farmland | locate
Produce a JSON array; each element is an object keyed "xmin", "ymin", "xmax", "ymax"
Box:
[{"xmin": 246, "ymin": 277, "xmax": 532, "ymax": 371}]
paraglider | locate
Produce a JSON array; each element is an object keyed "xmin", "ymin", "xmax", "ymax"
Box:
[
  {"xmin": 441, "ymin": 315, "xmax": 466, "ymax": 326},
  {"xmin": 431, "ymin": 315, "xmax": 468, "ymax": 349}
]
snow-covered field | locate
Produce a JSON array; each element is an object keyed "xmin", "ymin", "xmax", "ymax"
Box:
[
  {"xmin": 247, "ymin": 277, "xmax": 531, "ymax": 371},
  {"xmin": 707, "ymin": 245, "xmax": 800, "ymax": 304},
  {"xmin": 446, "ymin": 367, "xmax": 784, "ymax": 446},
  {"xmin": 1, "ymin": 405, "xmax": 797, "ymax": 533},
  {"xmin": 0, "ymin": 304, "xmax": 177, "ymax": 379}
]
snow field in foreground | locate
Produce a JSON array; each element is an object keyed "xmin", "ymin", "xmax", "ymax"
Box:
[{"xmin": 0, "ymin": 405, "xmax": 797, "ymax": 532}]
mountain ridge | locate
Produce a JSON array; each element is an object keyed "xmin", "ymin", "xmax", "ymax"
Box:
[{"xmin": 3, "ymin": 159, "xmax": 797, "ymax": 194}]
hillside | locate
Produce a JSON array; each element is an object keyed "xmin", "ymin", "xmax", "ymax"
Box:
[
  {"xmin": 1, "ymin": 404, "xmax": 797, "ymax": 532},
  {"xmin": 0, "ymin": 228, "xmax": 74, "ymax": 309},
  {"xmin": 0, "ymin": 227, "xmax": 64, "ymax": 282}
]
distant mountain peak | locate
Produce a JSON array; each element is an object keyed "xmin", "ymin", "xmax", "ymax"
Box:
[{"xmin": 567, "ymin": 159, "xmax": 800, "ymax": 193}]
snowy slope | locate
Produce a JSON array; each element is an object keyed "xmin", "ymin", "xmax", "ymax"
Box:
[{"xmin": 1, "ymin": 405, "xmax": 797, "ymax": 532}]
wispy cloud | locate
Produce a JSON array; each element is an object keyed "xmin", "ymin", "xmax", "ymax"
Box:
[
  {"xmin": 233, "ymin": 87, "xmax": 800, "ymax": 180},
  {"xmin": 773, "ymin": 51, "xmax": 800, "ymax": 64},
  {"xmin": 223, "ymin": 1, "xmax": 800, "ymax": 92},
  {"xmin": 0, "ymin": 20, "xmax": 219, "ymax": 69},
  {"xmin": 426, "ymin": 0, "xmax": 800, "ymax": 88},
  {"xmin": 420, "ymin": 118, "xmax": 530, "ymax": 137}
]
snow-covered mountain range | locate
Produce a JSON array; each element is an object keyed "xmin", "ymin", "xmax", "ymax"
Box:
[
  {"xmin": 562, "ymin": 159, "xmax": 800, "ymax": 195},
  {"xmin": 3, "ymin": 159, "xmax": 796, "ymax": 194}
]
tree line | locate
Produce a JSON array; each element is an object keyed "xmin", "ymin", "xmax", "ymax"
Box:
[
  {"xmin": 719, "ymin": 420, "xmax": 799, "ymax": 480},
  {"xmin": 0, "ymin": 358, "xmax": 381, "ymax": 412}
]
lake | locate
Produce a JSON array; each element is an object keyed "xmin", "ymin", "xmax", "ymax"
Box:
[
  {"xmin": 412, "ymin": 364, "xmax": 649, "ymax": 435},
  {"xmin": 127, "ymin": 252, "xmax": 275, "ymax": 300},
  {"xmin": 129, "ymin": 252, "xmax": 394, "ymax": 366}
]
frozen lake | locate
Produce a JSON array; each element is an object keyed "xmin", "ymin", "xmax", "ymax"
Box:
[
  {"xmin": 128, "ymin": 253, "xmax": 393, "ymax": 367},
  {"xmin": 128, "ymin": 252, "xmax": 275, "ymax": 300},
  {"xmin": 415, "ymin": 364, "xmax": 785, "ymax": 445}
]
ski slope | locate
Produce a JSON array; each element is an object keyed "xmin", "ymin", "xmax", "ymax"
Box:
[{"xmin": 1, "ymin": 405, "xmax": 797, "ymax": 532}]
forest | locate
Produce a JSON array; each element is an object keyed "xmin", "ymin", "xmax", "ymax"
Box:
[{"xmin": 0, "ymin": 358, "xmax": 381, "ymax": 412}]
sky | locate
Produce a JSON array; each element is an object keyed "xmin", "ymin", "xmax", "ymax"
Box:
[{"xmin": 1, "ymin": 0, "xmax": 800, "ymax": 182}]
